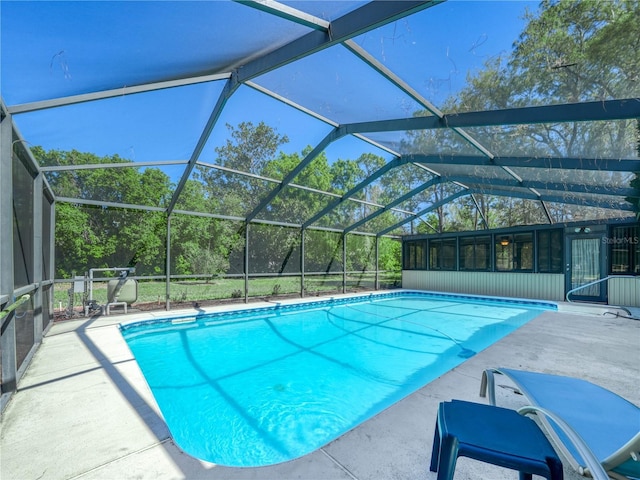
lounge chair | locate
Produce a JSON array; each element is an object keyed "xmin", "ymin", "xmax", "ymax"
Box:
[{"xmin": 480, "ymin": 368, "xmax": 640, "ymax": 480}]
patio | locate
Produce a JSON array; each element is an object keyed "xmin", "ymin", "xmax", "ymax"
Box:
[{"xmin": 1, "ymin": 299, "xmax": 638, "ymax": 480}]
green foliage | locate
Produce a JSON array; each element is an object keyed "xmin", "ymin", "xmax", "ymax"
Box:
[
  {"xmin": 404, "ymin": 0, "xmax": 639, "ymax": 230},
  {"xmin": 265, "ymin": 150, "xmax": 333, "ymax": 224},
  {"xmin": 194, "ymin": 121, "xmax": 290, "ymax": 217},
  {"xmin": 169, "ymin": 180, "xmax": 244, "ymax": 276},
  {"xmin": 346, "ymin": 235, "xmax": 375, "ymax": 272},
  {"xmin": 249, "ymin": 223, "xmax": 301, "ymax": 274},
  {"xmin": 53, "ymin": 203, "xmax": 101, "ymax": 278},
  {"xmin": 218, "ymin": 121, "xmax": 290, "ymax": 174},
  {"xmin": 512, "ymin": 0, "xmax": 639, "ymax": 103},
  {"xmin": 330, "ymin": 158, "xmax": 362, "ymax": 194},
  {"xmin": 303, "ymin": 229, "xmax": 343, "ymax": 273},
  {"xmin": 34, "ymin": 147, "xmax": 170, "ymax": 277},
  {"xmin": 378, "ymin": 237, "xmax": 402, "ymax": 272},
  {"xmin": 41, "ymin": 120, "xmax": 402, "ymax": 281},
  {"xmin": 39, "ymin": 1, "xmax": 639, "ymax": 284}
]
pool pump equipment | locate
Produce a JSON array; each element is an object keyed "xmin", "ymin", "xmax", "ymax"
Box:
[{"xmin": 83, "ymin": 267, "xmax": 138, "ymax": 316}]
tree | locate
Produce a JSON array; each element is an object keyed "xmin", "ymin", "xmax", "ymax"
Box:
[
  {"xmin": 34, "ymin": 147, "xmax": 171, "ymax": 277},
  {"xmin": 169, "ymin": 180, "xmax": 245, "ymax": 276},
  {"xmin": 330, "ymin": 158, "xmax": 362, "ymax": 194},
  {"xmin": 378, "ymin": 237, "xmax": 401, "ymax": 273},
  {"xmin": 506, "ymin": 0, "xmax": 638, "ymax": 221},
  {"xmin": 195, "ymin": 121, "xmax": 289, "ymax": 218},
  {"xmin": 512, "ymin": 0, "xmax": 639, "ymax": 104},
  {"xmin": 323, "ymin": 153, "xmax": 390, "ymax": 231},
  {"xmin": 262, "ymin": 148, "xmax": 332, "ymax": 224},
  {"xmin": 403, "ymin": 0, "xmax": 639, "ymax": 230}
]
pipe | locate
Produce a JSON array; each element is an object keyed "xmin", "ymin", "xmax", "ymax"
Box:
[{"xmin": 0, "ymin": 294, "xmax": 30, "ymax": 322}]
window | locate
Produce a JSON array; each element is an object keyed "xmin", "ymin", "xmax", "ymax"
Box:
[
  {"xmin": 403, "ymin": 240, "xmax": 426, "ymax": 270},
  {"xmin": 459, "ymin": 236, "xmax": 490, "ymax": 271},
  {"xmin": 495, "ymin": 233, "xmax": 533, "ymax": 272},
  {"xmin": 537, "ymin": 229, "xmax": 563, "ymax": 273},
  {"xmin": 429, "ymin": 239, "xmax": 456, "ymax": 270},
  {"xmin": 608, "ymin": 225, "xmax": 639, "ymax": 274}
]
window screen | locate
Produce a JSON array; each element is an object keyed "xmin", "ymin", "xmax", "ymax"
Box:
[
  {"xmin": 459, "ymin": 236, "xmax": 490, "ymax": 271},
  {"xmin": 537, "ymin": 229, "xmax": 563, "ymax": 273},
  {"xmin": 608, "ymin": 225, "xmax": 639, "ymax": 274},
  {"xmin": 403, "ymin": 240, "xmax": 426, "ymax": 270},
  {"xmin": 429, "ymin": 239, "xmax": 456, "ymax": 270},
  {"xmin": 495, "ymin": 233, "xmax": 533, "ymax": 272}
]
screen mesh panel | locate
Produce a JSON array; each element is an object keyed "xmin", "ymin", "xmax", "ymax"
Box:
[
  {"xmin": 249, "ymin": 224, "xmax": 301, "ymax": 274},
  {"xmin": 13, "ymin": 154, "xmax": 34, "ymax": 288},
  {"xmin": 170, "ymin": 216, "xmax": 245, "ymax": 276}
]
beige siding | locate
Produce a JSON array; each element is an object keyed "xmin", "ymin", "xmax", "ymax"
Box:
[
  {"xmin": 402, "ymin": 271, "xmax": 565, "ymax": 301},
  {"xmin": 608, "ymin": 277, "xmax": 640, "ymax": 307}
]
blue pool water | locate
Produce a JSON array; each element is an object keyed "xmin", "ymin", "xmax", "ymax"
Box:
[{"xmin": 120, "ymin": 291, "xmax": 554, "ymax": 467}]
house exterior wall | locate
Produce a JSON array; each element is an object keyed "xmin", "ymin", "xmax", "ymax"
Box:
[
  {"xmin": 607, "ymin": 277, "xmax": 640, "ymax": 307},
  {"xmin": 402, "ymin": 271, "xmax": 640, "ymax": 307},
  {"xmin": 402, "ymin": 270, "xmax": 566, "ymax": 301}
]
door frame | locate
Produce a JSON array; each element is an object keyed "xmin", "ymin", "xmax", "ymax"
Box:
[{"xmin": 565, "ymin": 231, "xmax": 607, "ymax": 303}]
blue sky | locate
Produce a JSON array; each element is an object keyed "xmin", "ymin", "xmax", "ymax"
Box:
[{"xmin": 2, "ymin": 1, "xmax": 535, "ymax": 171}]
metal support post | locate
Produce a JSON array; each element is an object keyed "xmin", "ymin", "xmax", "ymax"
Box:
[
  {"xmin": 0, "ymin": 108, "xmax": 16, "ymax": 402},
  {"xmin": 342, "ymin": 233, "xmax": 347, "ymax": 294},
  {"xmin": 300, "ymin": 228, "xmax": 305, "ymax": 298},
  {"xmin": 33, "ymin": 172, "xmax": 43, "ymax": 340},
  {"xmin": 375, "ymin": 236, "xmax": 380, "ymax": 290},
  {"xmin": 165, "ymin": 215, "xmax": 171, "ymax": 310},
  {"xmin": 244, "ymin": 223, "xmax": 249, "ymax": 303},
  {"xmin": 47, "ymin": 194, "xmax": 56, "ymax": 326}
]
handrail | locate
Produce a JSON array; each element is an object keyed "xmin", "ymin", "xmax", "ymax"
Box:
[
  {"xmin": 566, "ymin": 275, "xmax": 637, "ymax": 302},
  {"xmin": 0, "ymin": 294, "xmax": 31, "ymax": 323}
]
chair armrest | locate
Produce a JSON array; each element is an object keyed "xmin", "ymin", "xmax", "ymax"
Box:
[
  {"xmin": 518, "ymin": 405, "xmax": 610, "ymax": 480},
  {"xmin": 480, "ymin": 368, "xmax": 498, "ymax": 405}
]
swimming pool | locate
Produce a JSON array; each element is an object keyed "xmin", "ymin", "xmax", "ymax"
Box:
[{"xmin": 120, "ymin": 291, "xmax": 555, "ymax": 467}]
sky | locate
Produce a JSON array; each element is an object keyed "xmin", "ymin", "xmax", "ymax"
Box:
[{"xmin": 2, "ymin": 1, "xmax": 535, "ymax": 173}]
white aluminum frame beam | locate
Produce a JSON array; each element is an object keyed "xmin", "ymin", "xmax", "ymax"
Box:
[
  {"xmin": 234, "ymin": 0, "xmax": 330, "ymax": 31},
  {"xmin": 8, "ymin": 74, "xmax": 230, "ymax": 114},
  {"xmin": 40, "ymin": 160, "xmax": 189, "ymax": 172},
  {"xmin": 167, "ymin": 74, "xmax": 241, "ymax": 215}
]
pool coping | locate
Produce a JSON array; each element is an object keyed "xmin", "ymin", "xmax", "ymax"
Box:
[{"xmin": 118, "ymin": 289, "xmax": 558, "ymax": 332}]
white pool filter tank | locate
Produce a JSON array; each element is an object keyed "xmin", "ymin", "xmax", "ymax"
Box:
[{"xmin": 107, "ymin": 278, "xmax": 138, "ymax": 304}]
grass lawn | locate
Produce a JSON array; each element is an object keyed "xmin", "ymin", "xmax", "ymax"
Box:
[{"xmin": 53, "ymin": 272, "xmax": 401, "ymax": 313}]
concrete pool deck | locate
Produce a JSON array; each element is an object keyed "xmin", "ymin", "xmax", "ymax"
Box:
[{"xmin": 1, "ymin": 296, "xmax": 639, "ymax": 480}]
